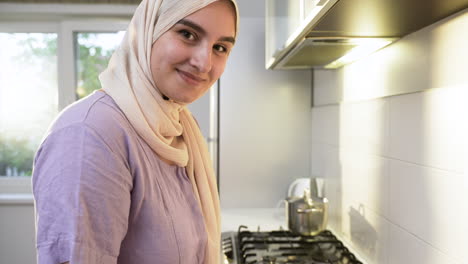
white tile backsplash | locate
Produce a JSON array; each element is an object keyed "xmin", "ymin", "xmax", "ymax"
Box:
[
  {"xmin": 311, "ymin": 105, "xmax": 340, "ymax": 146},
  {"xmin": 339, "ymin": 199, "xmax": 389, "ymax": 264},
  {"xmin": 310, "ymin": 10, "xmax": 468, "ymax": 264},
  {"xmin": 389, "ymin": 87, "xmax": 466, "ymax": 173},
  {"xmin": 340, "ymin": 99, "xmax": 389, "ymax": 156},
  {"xmin": 389, "ymin": 160, "xmax": 468, "ymax": 262},
  {"xmin": 322, "ymin": 146, "xmax": 343, "ymax": 233},
  {"xmin": 310, "ymin": 142, "xmax": 328, "ymax": 178},
  {"xmin": 340, "ymin": 152, "xmax": 389, "ymax": 218},
  {"xmin": 314, "ymin": 69, "xmax": 342, "ymax": 105},
  {"xmin": 388, "ymin": 223, "xmax": 460, "ymax": 264}
]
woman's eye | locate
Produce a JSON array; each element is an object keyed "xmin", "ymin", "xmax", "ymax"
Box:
[
  {"xmin": 179, "ymin": 30, "xmax": 195, "ymax": 41},
  {"xmin": 214, "ymin": 44, "xmax": 227, "ymax": 53}
]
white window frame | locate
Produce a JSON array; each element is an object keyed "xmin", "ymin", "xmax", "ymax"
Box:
[
  {"xmin": 0, "ymin": 3, "xmax": 134, "ymax": 195},
  {"xmin": 59, "ymin": 20, "xmax": 130, "ymax": 109}
]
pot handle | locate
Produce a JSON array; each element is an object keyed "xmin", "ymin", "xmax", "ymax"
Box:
[
  {"xmin": 297, "ymin": 207, "xmax": 323, "ymax": 213},
  {"xmin": 287, "ymin": 178, "xmax": 310, "ymax": 197}
]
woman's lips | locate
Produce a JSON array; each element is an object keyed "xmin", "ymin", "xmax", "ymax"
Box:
[{"xmin": 177, "ymin": 69, "xmax": 205, "ymax": 85}]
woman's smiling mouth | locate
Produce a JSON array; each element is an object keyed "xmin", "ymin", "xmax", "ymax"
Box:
[{"xmin": 176, "ymin": 69, "xmax": 206, "ymax": 85}]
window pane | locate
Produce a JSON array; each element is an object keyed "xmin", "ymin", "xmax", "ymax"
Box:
[
  {"xmin": 0, "ymin": 33, "xmax": 58, "ymax": 177},
  {"xmin": 75, "ymin": 31, "xmax": 125, "ymax": 99}
]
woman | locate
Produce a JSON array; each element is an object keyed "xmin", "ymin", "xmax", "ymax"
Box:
[{"xmin": 32, "ymin": 0, "xmax": 238, "ymax": 263}]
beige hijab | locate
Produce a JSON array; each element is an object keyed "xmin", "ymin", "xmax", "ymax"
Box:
[{"xmin": 98, "ymin": 0, "xmax": 238, "ymax": 263}]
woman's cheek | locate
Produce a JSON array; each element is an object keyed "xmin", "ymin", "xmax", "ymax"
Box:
[{"xmin": 214, "ymin": 57, "xmax": 228, "ymax": 78}]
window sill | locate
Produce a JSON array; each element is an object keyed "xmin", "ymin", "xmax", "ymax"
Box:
[{"xmin": 0, "ymin": 193, "xmax": 34, "ymax": 205}]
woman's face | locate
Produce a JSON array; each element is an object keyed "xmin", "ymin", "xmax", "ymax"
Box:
[{"xmin": 150, "ymin": 0, "xmax": 236, "ymax": 104}]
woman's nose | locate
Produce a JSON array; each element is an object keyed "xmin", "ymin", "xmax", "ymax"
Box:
[{"xmin": 190, "ymin": 46, "xmax": 212, "ymax": 73}]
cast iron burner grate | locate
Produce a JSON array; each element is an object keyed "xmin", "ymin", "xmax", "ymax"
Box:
[{"xmin": 233, "ymin": 225, "xmax": 363, "ymax": 264}]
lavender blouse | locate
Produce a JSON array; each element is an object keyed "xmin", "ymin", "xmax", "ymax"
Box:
[{"xmin": 32, "ymin": 91, "xmax": 207, "ymax": 264}]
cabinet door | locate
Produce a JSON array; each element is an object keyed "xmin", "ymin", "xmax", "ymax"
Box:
[
  {"xmin": 265, "ymin": 0, "xmax": 303, "ymax": 67},
  {"xmin": 265, "ymin": 0, "xmax": 339, "ymax": 69}
]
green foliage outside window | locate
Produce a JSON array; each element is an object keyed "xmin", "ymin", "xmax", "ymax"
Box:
[
  {"xmin": 0, "ymin": 33, "xmax": 57, "ymax": 177},
  {"xmin": 76, "ymin": 33, "xmax": 117, "ymax": 99},
  {"xmin": 0, "ymin": 135, "xmax": 34, "ymax": 176},
  {"xmin": 0, "ymin": 32, "xmax": 120, "ymax": 176}
]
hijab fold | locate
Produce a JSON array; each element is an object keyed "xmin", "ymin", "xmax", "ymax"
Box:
[{"xmin": 99, "ymin": 0, "xmax": 238, "ymax": 263}]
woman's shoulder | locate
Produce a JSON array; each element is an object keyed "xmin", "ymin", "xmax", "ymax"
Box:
[
  {"xmin": 43, "ymin": 91, "xmax": 137, "ymax": 150},
  {"xmin": 50, "ymin": 91, "xmax": 130, "ymax": 132}
]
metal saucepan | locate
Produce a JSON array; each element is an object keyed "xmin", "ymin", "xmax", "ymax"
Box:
[{"xmin": 285, "ymin": 178, "xmax": 328, "ymax": 236}]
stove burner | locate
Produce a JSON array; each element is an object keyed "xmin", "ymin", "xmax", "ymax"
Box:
[
  {"xmin": 224, "ymin": 226, "xmax": 363, "ymax": 264},
  {"xmin": 261, "ymin": 256, "xmax": 276, "ymax": 264}
]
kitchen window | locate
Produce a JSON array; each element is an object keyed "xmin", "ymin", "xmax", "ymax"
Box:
[
  {"xmin": 75, "ymin": 31, "xmax": 125, "ymax": 98},
  {"xmin": 0, "ymin": 6, "xmax": 131, "ymax": 194},
  {"xmin": 0, "ymin": 32, "xmax": 58, "ymax": 178}
]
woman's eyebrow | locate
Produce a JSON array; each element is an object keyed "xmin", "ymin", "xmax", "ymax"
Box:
[{"xmin": 176, "ymin": 19, "xmax": 236, "ymax": 44}]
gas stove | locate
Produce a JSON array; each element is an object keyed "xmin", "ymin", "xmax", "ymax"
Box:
[{"xmin": 222, "ymin": 226, "xmax": 363, "ymax": 264}]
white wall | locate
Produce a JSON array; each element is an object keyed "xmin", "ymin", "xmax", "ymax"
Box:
[
  {"xmin": 0, "ymin": 196, "xmax": 36, "ymax": 264},
  {"xmin": 219, "ymin": 4, "xmax": 312, "ymax": 208},
  {"xmin": 311, "ymin": 10, "xmax": 467, "ymax": 264},
  {"xmin": 188, "ymin": 85, "xmax": 212, "ymax": 141}
]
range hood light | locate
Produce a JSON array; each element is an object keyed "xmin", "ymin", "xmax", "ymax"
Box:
[{"xmin": 324, "ymin": 38, "xmax": 396, "ymax": 69}]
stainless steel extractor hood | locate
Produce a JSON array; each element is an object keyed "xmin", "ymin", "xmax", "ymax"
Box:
[{"xmin": 267, "ymin": 0, "xmax": 468, "ymax": 69}]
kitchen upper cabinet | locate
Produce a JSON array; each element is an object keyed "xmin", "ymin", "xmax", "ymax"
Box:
[
  {"xmin": 266, "ymin": 0, "xmax": 468, "ymax": 70},
  {"xmin": 265, "ymin": 0, "xmax": 300, "ymax": 67},
  {"xmin": 265, "ymin": 0, "xmax": 339, "ymax": 70}
]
